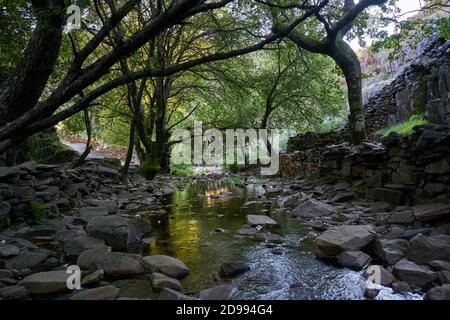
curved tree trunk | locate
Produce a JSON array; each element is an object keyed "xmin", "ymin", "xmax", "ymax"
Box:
[{"xmin": 332, "ymin": 40, "xmax": 367, "ymax": 145}]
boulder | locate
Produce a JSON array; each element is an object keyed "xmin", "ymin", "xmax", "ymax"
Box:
[
  {"xmin": 363, "ymin": 265, "xmax": 395, "ymax": 286},
  {"xmin": 254, "ymin": 233, "xmax": 283, "ymax": 243},
  {"xmin": 142, "ymin": 255, "xmax": 189, "ymax": 279},
  {"xmin": 363, "ymin": 287, "xmax": 380, "ymax": 299},
  {"xmin": 0, "ymin": 244, "xmax": 20, "ymax": 258},
  {"xmin": 63, "ymin": 235, "xmax": 106, "ymax": 256},
  {"xmin": 429, "ymin": 260, "xmax": 450, "ymax": 271},
  {"xmin": 424, "ymin": 284, "xmax": 450, "ymax": 300},
  {"xmin": 388, "ymin": 211, "xmax": 415, "ymax": 225},
  {"xmin": 90, "ymin": 252, "xmax": 145, "ymax": 278},
  {"xmin": 314, "ymin": 225, "xmax": 376, "ymax": 256},
  {"xmin": 372, "ymin": 238, "xmax": 408, "ymax": 265},
  {"xmin": 81, "ymin": 269, "xmax": 104, "ymax": 286},
  {"xmin": 55, "ymin": 229, "xmax": 86, "ymax": 244},
  {"xmin": 78, "ymin": 207, "xmax": 109, "ymax": 222},
  {"xmin": 331, "ymin": 193, "xmax": 355, "ymax": 203},
  {"xmin": 151, "ymin": 272, "xmax": 181, "ymax": 291},
  {"xmin": 412, "ymin": 203, "xmax": 450, "ymax": 221},
  {"xmin": 0, "ymin": 285, "xmax": 29, "ymax": 299},
  {"xmin": 337, "ymin": 251, "xmax": 371, "ymax": 270},
  {"xmin": 5, "ymin": 250, "xmax": 51, "ymax": 272},
  {"xmin": 77, "ymin": 246, "xmax": 112, "ymax": 270},
  {"xmin": 246, "ymin": 215, "xmax": 278, "ymax": 227},
  {"xmin": 407, "ymin": 234, "xmax": 450, "ymax": 264},
  {"xmin": 86, "ymin": 215, "xmax": 152, "ymax": 251},
  {"xmin": 393, "ymin": 259, "xmax": 438, "ymax": 287},
  {"xmin": 70, "ymin": 286, "xmax": 120, "ymax": 300},
  {"xmin": 199, "ymin": 284, "xmax": 233, "ymax": 300},
  {"xmin": 19, "ymin": 271, "xmax": 70, "ymax": 294},
  {"xmin": 292, "ymin": 199, "xmax": 337, "ymax": 218},
  {"xmin": 158, "ymin": 288, "xmax": 198, "ymax": 300},
  {"xmin": 219, "ymin": 262, "xmax": 250, "ymax": 277}
]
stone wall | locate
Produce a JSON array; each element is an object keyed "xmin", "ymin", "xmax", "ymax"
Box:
[{"xmin": 280, "ymin": 124, "xmax": 450, "ymax": 204}]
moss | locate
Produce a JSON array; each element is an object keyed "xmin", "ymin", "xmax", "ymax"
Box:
[
  {"xmin": 26, "ymin": 129, "xmax": 77, "ymax": 164},
  {"xmin": 376, "ymin": 114, "xmax": 428, "ymax": 137},
  {"xmin": 28, "ymin": 202, "xmax": 53, "ymax": 225}
]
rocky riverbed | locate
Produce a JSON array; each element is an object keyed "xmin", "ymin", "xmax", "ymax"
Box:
[{"xmin": 0, "ymin": 160, "xmax": 449, "ymax": 300}]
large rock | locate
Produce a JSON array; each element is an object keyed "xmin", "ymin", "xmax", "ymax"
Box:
[
  {"xmin": 219, "ymin": 262, "xmax": 250, "ymax": 277},
  {"xmin": 246, "ymin": 215, "xmax": 278, "ymax": 227},
  {"xmin": 5, "ymin": 250, "xmax": 51, "ymax": 272},
  {"xmin": 199, "ymin": 285, "xmax": 233, "ymax": 300},
  {"xmin": 372, "ymin": 238, "xmax": 408, "ymax": 265},
  {"xmin": 86, "ymin": 215, "xmax": 152, "ymax": 251},
  {"xmin": 412, "ymin": 203, "xmax": 450, "ymax": 221},
  {"xmin": 388, "ymin": 211, "xmax": 415, "ymax": 225},
  {"xmin": 0, "ymin": 285, "xmax": 30, "ymax": 299},
  {"xmin": 314, "ymin": 225, "xmax": 376, "ymax": 256},
  {"xmin": 78, "ymin": 207, "xmax": 109, "ymax": 222},
  {"xmin": 151, "ymin": 272, "xmax": 181, "ymax": 291},
  {"xmin": 0, "ymin": 244, "xmax": 20, "ymax": 258},
  {"xmin": 70, "ymin": 286, "xmax": 119, "ymax": 300},
  {"xmin": 393, "ymin": 259, "xmax": 438, "ymax": 287},
  {"xmin": 142, "ymin": 255, "xmax": 189, "ymax": 279},
  {"xmin": 424, "ymin": 284, "xmax": 450, "ymax": 300},
  {"xmin": 337, "ymin": 251, "xmax": 371, "ymax": 270},
  {"xmin": 76, "ymin": 246, "xmax": 112, "ymax": 270},
  {"xmin": 292, "ymin": 199, "xmax": 337, "ymax": 218},
  {"xmin": 407, "ymin": 234, "xmax": 450, "ymax": 264},
  {"xmin": 19, "ymin": 271, "xmax": 70, "ymax": 294},
  {"xmin": 158, "ymin": 288, "xmax": 198, "ymax": 300},
  {"xmin": 63, "ymin": 235, "xmax": 106, "ymax": 256},
  {"xmin": 363, "ymin": 265, "xmax": 395, "ymax": 286},
  {"xmin": 90, "ymin": 252, "xmax": 145, "ymax": 278}
]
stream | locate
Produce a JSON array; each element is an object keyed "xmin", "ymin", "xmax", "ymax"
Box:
[{"xmin": 120, "ymin": 177, "xmax": 422, "ymax": 300}]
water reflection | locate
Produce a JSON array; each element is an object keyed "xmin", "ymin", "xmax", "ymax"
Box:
[{"xmin": 141, "ymin": 178, "xmax": 421, "ymax": 300}]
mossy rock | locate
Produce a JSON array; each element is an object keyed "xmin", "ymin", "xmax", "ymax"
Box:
[
  {"xmin": 26, "ymin": 129, "xmax": 78, "ymax": 164},
  {"xmin": 140, "ymin": 162, "xmax": 159, "ymax": 180},
  {"xmin": 100, "ymin": 157, "xmax": 122, "ymax": 168}
]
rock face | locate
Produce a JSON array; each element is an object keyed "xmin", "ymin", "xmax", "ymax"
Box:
[
  {"xmin": 393, "ymin": 259, "xmax": 438, "ymax": 287},
  {"xmin": 142, "ymin": 255, "xmax": 189, "ymax": 279},
  {"xmin": 19, "ymin": 271, "xmax": 70, "ymax": 294},
  {"xmin": 412, "ymin": 204, "xmax": 450, "ymax": 221},
  {"xmin": 246, "ymin": 215, "xmax": 278, "ymax": 227},
  {"xmin": 314, "ymin": 225, "xmax": 376, "ymax": 256},
  {"xmin": 90, "ymin": 252, "xmax": 145, "ymax": 278},
  {"xmin": 70, "ymin": 286, "xmax": 120, "ymax": 300},
  {"xmin": 407, "ymin": 234, "xmax": 450, "ymax": 264},
  {"xmin": 337, "ymin": 251, "xmax": 371, "ymax": 270},
  {"xmin": 292, "ymin": 199, "xmax": 337, "ymax": 218},
  {"xmin": 199, "ymin": 285, "xmax": 233, "ymax": 300}
]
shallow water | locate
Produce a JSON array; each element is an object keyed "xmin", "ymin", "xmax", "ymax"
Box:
[{"xmin": 138, "ymin": 178, "xmax": 421, "ymax": 300}]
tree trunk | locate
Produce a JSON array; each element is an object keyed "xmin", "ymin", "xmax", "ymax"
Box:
[
  {"xmin": 0, "ymin": 0, "xmax": 65, "ymax": 125},
  {"xmin": 73, "ymin": 109, "xmax": 92, "ymax": 167},
  {"xmin": 121, "ymin": 119, "xmax": 136, "ymax": 184},
  {"xmin": 332, "ymin": 40, "xmax": 367, "ymax": 145}
]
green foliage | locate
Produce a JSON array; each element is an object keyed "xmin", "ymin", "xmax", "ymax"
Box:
[
  {"xmin": 140, "ymin": 162, "xmax": 159, "ymax": 180},
  {"xmin": 170, "ymin": 164, "xmax": 195, "ymax": 176},
  {"xmin": 376, "ymin": 114, "xmax": 428, "ymax": 137},
  {"xmin": 29, "ymin": 202, "xmax": 53, "ymax": 225}
]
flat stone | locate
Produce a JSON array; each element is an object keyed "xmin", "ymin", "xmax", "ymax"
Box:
[
  {"xmin": 91, "ymin": 252, "xmax": 145, "ymax": 278},
  {"xmin": 407, "ymin": 234, "xmax": 450, "ymax": 264},
  {"xmin": 388, "ymin": 211, "xmax": 415, "ymax": 225},
  {"xmin": 220, "ymin": 262, "xmax": 250, "ymax": 277},
  {"xmin": 0, "ymin": 285, "xmax": 29, "ymax": 299},
  {"xmin": 314, "ymin": 225, "xmax": 376, "ymax": 256},
  {"xmin": 393, "ymin": 258, "xmax": 438, "ymax": 287},
  {"xmin": 199, "ymin": 284, "xmax": 232, "ymax": 300},
  {"xmin": 413, "ymin": 203, "xmax": 450, "ymax": 221},
  {"xmin": 237, "ymin": 227, "xmax": 257, "ymax": 236},
  {"xmin": 19, "ymin": 271, "xmax": 70, "ymax": 294},
  {"xmin": 142, "ymin": 255, "xmax": 189, "ymax": 279},
  {"xmin": 429, "ymin": 260, "xmax": 450, "ymax": 271},
  {"xmin": 55, "ymin": 229, "xmax": 86, "ymax": 243},
  {"xmin": 337, "ymin": 251, "xmax": 371, "ymax": 270},
  {"xmin": 424, "ymin": 284, "xmax": 450, "ymax": 300},
  {"xmin": 367, "ymin": 188, "xmax": 403, "ymax": 204},
  {"xmin": 0, "ymin": 167, "xmax": 20, "ymax": 180},
  {"xmin": 86, "ymin": 215, "xmax": 129, "ymax": 251},
  {"xmin": 254, "ymin": 233, "xmax": 283, "ymax": 243},
  {"xmin": 63, "ymin": 235, "xmax": 106, "ymax": 256},
  {"xmin": 79, "ymin": 207, "xmax": 109, "ymax": 222},
  {"xmin": 246, "ymin": 215, "xmax": 278, "ymax": 227},
  {"xmin": 158, "ymin": 287, "xmax": 198, "ymax": 300},
  {"xmin": 77, "ymin": 246, "xmax": 112, "ymax": 270},
  {"xmin": 70, "ymin": 286, "xmax": 120, "ymax": 300},
  {"xmin": 151, "ymin": 272, "xmax": 181, "ymax": 291},
  {"xmin": 292, "ymin": 199, "xmax": 337, "ymax": 218},
  {"xmin": 0, "ymin": 244, "xmax": 20, "ymax": 258},
  {"xmin": 425, "ymin": 159, "xmax": 450, "ymax": 174},
  {"xmin": 331, "ymin": 193, "xmax": 355, "ymax": 203}
]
